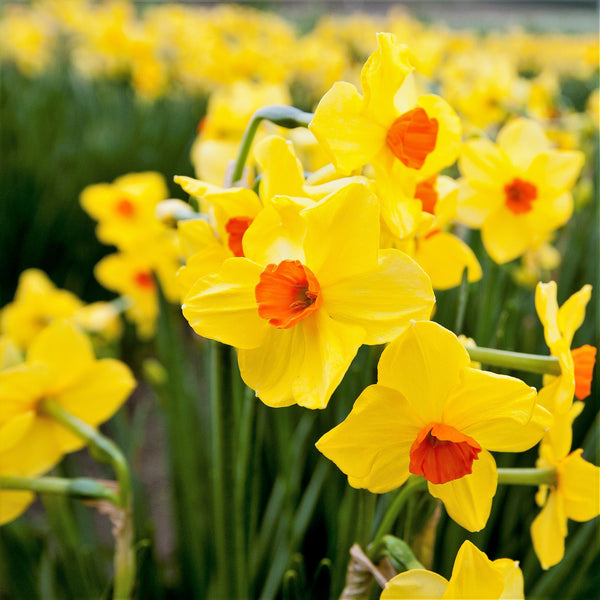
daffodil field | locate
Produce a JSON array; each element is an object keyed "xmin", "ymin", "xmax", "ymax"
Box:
[{"xmin": 1, "ymin": 1, "xmax": 599, "ymax": 599}]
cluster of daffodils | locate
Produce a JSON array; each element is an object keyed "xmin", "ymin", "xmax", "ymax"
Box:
[{"xmin": 166, "ymin": 32, "xmax": 597, "ymax": 596}]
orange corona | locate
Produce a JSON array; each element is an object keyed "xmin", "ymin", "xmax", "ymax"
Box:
[
  {"xmin": 386, "ymin": 107, "xmax": 439, "ymax": 169},
  {"xmin": 571, "ymin": 344, "xmax": 596, "ymax": 400},
  {"xmin": 225, "ymin": 216, "xmax": 254, "ymax": 257},
  {"xmin": 504, "ymin": 178, "xmax": 537, "ymax": 215}
]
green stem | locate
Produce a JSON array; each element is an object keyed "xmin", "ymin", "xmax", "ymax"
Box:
[
  {"xmin": 229, "ymin": 105, "xmax": 313, "ymax": 185},
  {"xmin": 368, "ymin": 477, "xmax": 427, "ymax": 560},
  {"xmin": 497, "ymin": 467, "xmax": 557, "ymax": 486},
  {"xmin": 0, "ymin": 475, "xmax": 119, "ymax": 504},
  {"xmin": 467, "ymin": 346, "xmax": 561, "ymax": 376},
  {"xmin": 39, "ymin": 399, "xmax": 135, "ymax": 600}
]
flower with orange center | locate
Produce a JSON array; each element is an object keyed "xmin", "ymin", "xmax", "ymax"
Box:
[
  {"xmin": 310, "ymin": 32, "xmax": 461, "ymax": 238},
  {"xmin": 316, "ymin": 320, "xmax": 550, "ymax": 531},
  {"xmin": 535, "ymin": 281, "xmax": 595, "ymax": 414},
  {"xmin": 182, "ymin": 181, "xmax": 435, "ymax": 409},
  {"xmin": 456, "ymin": 118, "xmax": 584, "ymax": 264}
]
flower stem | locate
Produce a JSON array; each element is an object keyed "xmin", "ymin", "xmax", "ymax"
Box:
[
  {"xmin": 229, "ymin": 105, "xmax": 313, "ymax": 185},
  {"xmin": 466, "ymin": 346, "xmax": 561, "ymax": 376},
  {"xmin": 497, "ymin": 467, "xmax": 557, "ymax": 486},
  {"xmin": 0, "ymin": 475, "xmax": 119, "ymax": 504}
]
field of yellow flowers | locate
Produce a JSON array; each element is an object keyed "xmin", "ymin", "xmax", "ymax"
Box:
[{"xmin": 0, "ymin": 2, "xmax": 598, "ymax": 599}]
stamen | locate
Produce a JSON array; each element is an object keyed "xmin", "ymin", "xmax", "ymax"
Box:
[
  {"xmin": 386, "ymin": 107, "xmax": 439, "ymax": 170},
  {"xmin": 225, "ymin": 216, "xmax": 254, "ymax": 257},
  {"xmin": 571, "ymin": 344, "xmax": 596, "ymax": 400},
  {"xmin": 255, "ymin": 260, "xmax": 322, "ymax": 329},
  {"xmin": 409, "ymin": 422, "xmax": 482, "ymax": 484},
  {"xmin": 504, "ymin": 178, "xmax": 537, "ymax": 215}
]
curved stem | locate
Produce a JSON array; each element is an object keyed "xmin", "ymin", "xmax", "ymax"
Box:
[
  {"xmin": 368, "ymin": 477, "xmax": 427, "ymax": 560},
  {"xmin": 467, "ymin": 346, "xmax": 561, "ymax": 376},
  {"xmin": 229, "ymin": 105, "xmax": 313, "ymax": 185},
  {"xmin": 497, "ymin": 467, "xmax": 557, "ymax": 486},
  {"xmin": 0, "ymin": 475, "xmax": 119, "ymax": 504}
]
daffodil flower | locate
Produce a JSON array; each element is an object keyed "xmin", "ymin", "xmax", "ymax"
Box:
[
  {"xmin": 531, "ymin": 402, "xmax": 600, "ymax": 569},
  {"xmin": 535, "ymin": 281, "xmax": 596, "ymax": 414},
  {"xmin": 456, "ymin": 118, "xmax": 584, "ymax": 264},
  {"xmin": 317, "ymin": 320, "xmax": 550, "ymax": 531},
  {"xmin": 381, "ymin": 540, "xmax": 523, "ymax": 599},
  {"xmin": 310, "ymin": 32, "xmax": 461, "ymax": 238},
  {"xmin": 0, "ymin": 320, "xmax": 135, "ymax": 523},
  {"xmin": 182, "ymin": 181, "xmax": 434, "ymax": 409}
]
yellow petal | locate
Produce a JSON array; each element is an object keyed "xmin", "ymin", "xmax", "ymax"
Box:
[
  {"xmin": 560, "ymin": 449, "xmax": 600, "ymax": 522},
  {"xmin": 381, "ymin": 570, "xmax": 448, "ymax": 599},
  {"xmin": 174, "ymin": 175, "xmax": 223, "ymax": 198},
  {"xmin": 531, "ymin": 490, "xmax": 567, "ymax": 569},
  {"xmin": 239, "ymin": 309, "xmax": 365, "ymax": 409},
  {"xmin": 361, "ymin": 33, "xmax": 414, "ymax": 127},
  {"xmin": 0, "ymin": 410, "xmax": 35, "ymax": 453},
  {"xmin": 27, "ymin": 320, "xmax": 95, "ymax": 394},
  {"xmin": 443, "ymin": 368, "xmax": 540, "ymax": 451},
  {"xmin": 527, "ymin": 150, "xmax": 584, "ymax": 193},
  {"xmin": 378, "ymin": 321, "xmax": 469, "ymax": 424},
  {"xmin": 0, "ymin": 490, "xmax": 34, "ymax": 526},
  {"xmin": 177, "ymin": 243, "xmax": 231, "ymax": 297},
  {"xmin": 56, "ymin": 359, "xmax": 135, "ymax": 427},
  {"xmin": 458, "ymin": 139, "xmax": 510, "ymax": 186},
  {"xmin": 497, "ymin": 118, "xmax": 550, "ymax": 171},
  {"xmin": 310, "ymin": 81, "xmax": 385, "ymax": 174},
  {"xmin": 455, "ymin": 181, "xmax": 497, "ymax": 228},
  {"xmin": 443, "ymin": 540, "xmax": 505, "ymax": 599},
  {"xmin": 254, "ymin": 135, "xmax": 305, "ymax": 202},
  {"xmin": 535, "ymin": 281, "xmax": 561, "ymax": 347},
  {"xmin": 302, "ymin": 181, "xmax": 380, "ymax": 286},
  {"xmin": 0, "ymin": 363, "xmax": 49, "ymax": 421},
  {"xmin": 493, "ymin": 559, "xmax": 524, "ymax": 600},
  {"xmin": 316, "ymin": 384, "xmax": 423, "ymax": 492},
  {"xmin": 428, "ymin": 448, "xmax": 497, "ymax": 532},
  {"xmin": 557, "ymin": 284, "xmax": 592, "ymax": 348},
  {"xmin": 323, "ymin": 249, "xmax": 434, "ymax": 344},
  {"xmin": 481, "ymin": 207, "xmax": 534, "ymax": 264},
  {"xmin": 416, "ymin": 232, "xmax": 482, "ymax": 291},
  {"xmin": 182, "ymin": 258, "xmax": 268, "ymax": 350}
]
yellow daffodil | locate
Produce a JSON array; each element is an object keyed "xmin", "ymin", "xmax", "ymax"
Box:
[
  {"xmin": 531, "ymin": 402, "xmax": 600, "ymax": 569},
  {"xmin": 0, "ymin": 269, "xmax": 83, "ymax": 349},
  {"xmin": 0, "ymin": 320, "xmax": 135, "ymax": 496},
  {"xmin": 381, "ymin": 540, "xmax": 523, "ymax": 599},
  {"xmin": 383, "ymin": 175, "xmax": 482, "ymax": 290},
  {"xmin": 310, "ymin": 33, "xmax": 460, "ymax": 238},
  {"xmin": 317, "ymin": 320, "xmax": 550, "ymax": 531},
  {"xmin": 182, "ymin": 181, "xmax": 434, "ymax": 409},
  {"xmin": 456, "ymin": 118, "xmax": 584, "ymax": 264},
  {"xmin": 80, "ymin": 172, "xmax": 169, "ymax": 251},
  {"xmin": 535, "ymin": 281, "xmax": 595, "ymax": 414}
]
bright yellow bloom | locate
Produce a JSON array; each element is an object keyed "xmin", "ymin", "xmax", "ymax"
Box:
[
  {"xmin": 182, "ymin": 182, "xmax": 434, "ymax": 409},
  {"xmin": 381, "ymin": 540, "xmax": 523, "ymax": 599},
  {"xmin": 310, "ymin": 32, "xmax": 461, "ymax": 238},
  {"xmin": 0, "ymin": 269, "xmax": 83, "ymax": 349},
  {"xmin": 317, "ymin": 321, "xmax": 550, "ymax": 531},
  {"xmin": 383, "ymin": 175, "xmax": 482, "ymax": 290},
  {"xmin": 80, "ymin": 172, "xmax": 169, "ymax": 251},
  {"xmin": 535, "ymin": 281, "xmax": 595, "ymax": 414},
  {"xmin": 0, "ymin": 320, "xmax": 135, "ymax": 523},
  {"xmin": 456, "ymin": 118, "xmax": 584, "ymax": 264},
  {"xmin": 531, "ymin": 402, "xmax": 600, "ymax": 569}
]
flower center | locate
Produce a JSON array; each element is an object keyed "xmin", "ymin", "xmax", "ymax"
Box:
[
  {"xmin": 225, "ymin": 216, "xmax": 254, "ymax": 257},
  {"xmin": 415, "ymin": 176, "xmax": 439, "ymax": 214},
  {"xmin": 409, "ymin": 422, "xmax": 482, "ymax": 484},
  {"xmin": 255, "ymin": 260, "xmax": 322, "ymax": 329},
  {"xmin": 134, "ymin": 270, "xmax": 155, "ymax": 290},
  {"xmin": 386, "ymin": 107, "xmax": 439, "ymax": 170},
  {"xmin": 504, "ymin": 178, "xmax": 537, "ymax": 215},
  {"xmin": 115, "ymin": 197, "xmax": 135, "ymax": 218},
  {"xmin": 571, "ymin": 344, "xmax": 596, "ymax": 400}
]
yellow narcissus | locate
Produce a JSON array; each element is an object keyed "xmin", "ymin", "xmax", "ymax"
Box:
[
  {"xmin": 182, "ymin": 181, "xmax": 434, "ymax": 409},
  {"xmin": 381, "ymin": 540, "xmax": 523, "ymax": 599},
  {"xmin": 456, "ymin": 118, "xmax": 584, "ymax": 264},
  {"xmin": 310, "ymin": 32, "xmax": 461, "ymax": 238},
  {"xmin": 531, "ymin": 402, "xmax": 600, "ymax": 569},
  {"xmin": 0, "ymin": 320, "xmax": 135, "ymax": 524},
  {"xmin": 535, "ymin": 281, "xmax": 595, "ymax": 414},
  {"xmin": 317, "ymin": 321, "xmax": 550, "ymax": 531}
]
